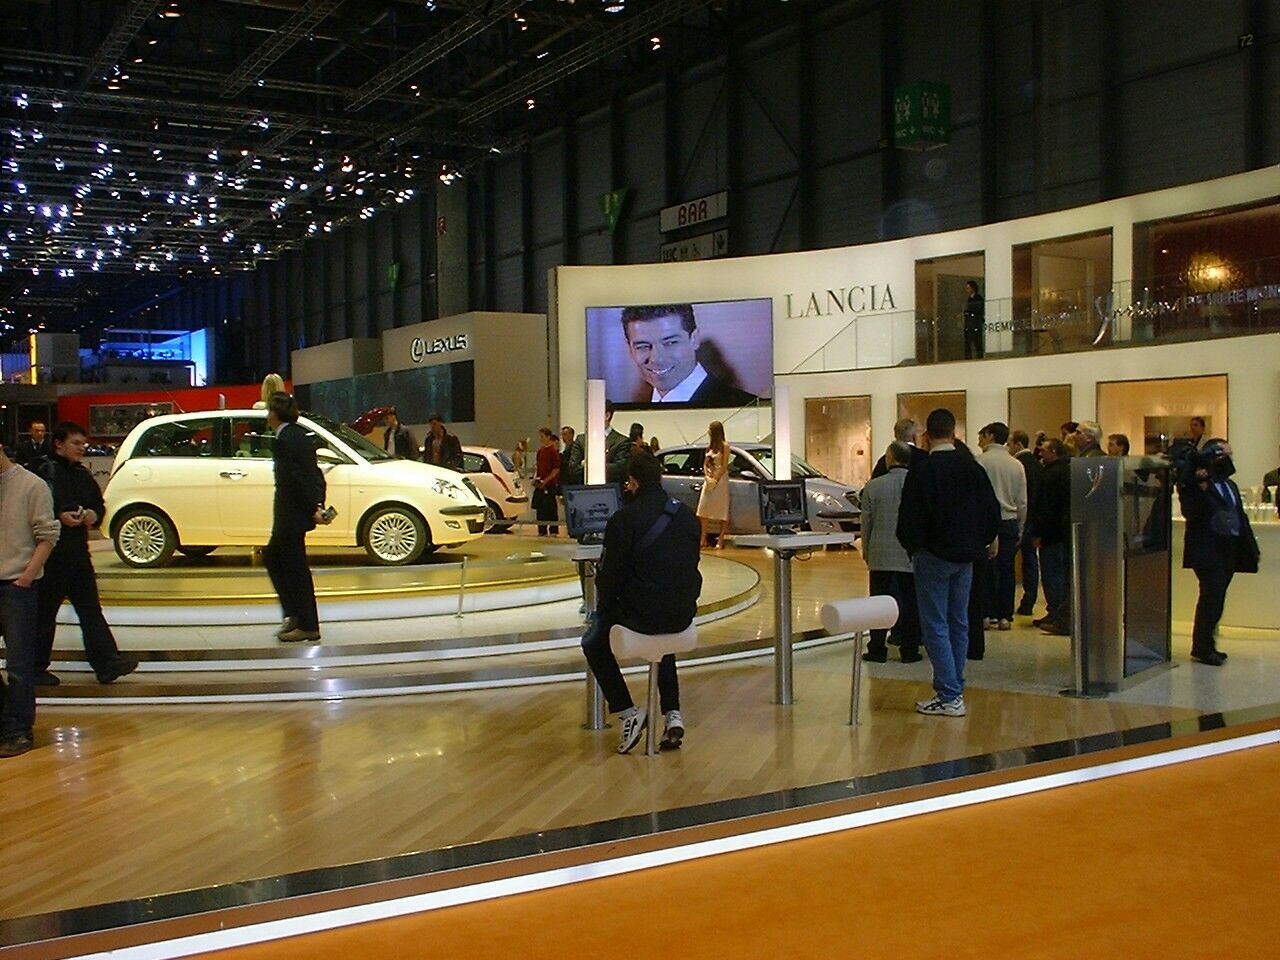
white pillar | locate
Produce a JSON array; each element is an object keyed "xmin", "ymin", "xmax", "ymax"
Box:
[
  {"xmin": 586, "ymin": 379, "xmax": 606, "ymax": 484},
  {"xmin": 773, "ymin": 381, "xmax": 792, "ymax": 480}
]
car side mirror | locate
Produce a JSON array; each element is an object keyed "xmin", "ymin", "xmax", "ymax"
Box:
[{"xmin": 737, "ymin": 468, "xmax": 757, "ymax": 480}]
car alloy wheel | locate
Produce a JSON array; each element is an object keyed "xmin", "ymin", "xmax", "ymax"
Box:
[
  {"xmin": 364, "ymin": 506, "xmax": 428, "ymax": 565},
  {"xmin": 115, "ymin": 510, "xmax": 177, "ymax": 568},
  {"xmin": 483, "ymin": 499, "xmax": 501, "ymax": 532}
]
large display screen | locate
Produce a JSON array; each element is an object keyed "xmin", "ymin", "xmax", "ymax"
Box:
[{"xmin": 585, "ymin": 298, "xmax": 773, "ymax": 409}]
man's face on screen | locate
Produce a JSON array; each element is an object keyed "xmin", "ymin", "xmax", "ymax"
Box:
[{"xmin": 624, "ymin": 313, "xmax": 699, "ymax": 395}]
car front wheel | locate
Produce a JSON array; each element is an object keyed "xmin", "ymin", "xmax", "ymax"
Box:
[
  {"xmin": 363, "ymin": 505, "xmax": 429, "ymax": 565},
  {"xmin": 115, "ymin": 509, "xmax": 178, "ymax": 568}
]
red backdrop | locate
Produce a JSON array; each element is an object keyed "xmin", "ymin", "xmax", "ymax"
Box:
[{"xmin": 57, "ymin": 383, "xmax": 289, "ymax": 441}]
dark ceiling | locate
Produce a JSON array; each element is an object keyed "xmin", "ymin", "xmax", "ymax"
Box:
[{"xmin": 1, "ymin": 0, "xmax": 781, "ymax": 342}]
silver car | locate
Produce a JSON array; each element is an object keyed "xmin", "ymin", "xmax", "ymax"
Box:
[{"xmin": 656, "ymin": 443, "xmax": 861, "ymax": 534}]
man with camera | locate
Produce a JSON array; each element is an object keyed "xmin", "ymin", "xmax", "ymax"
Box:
[{"xmin": 1177, "ymin": 439, "xmax": 1259, "ymax": 666}]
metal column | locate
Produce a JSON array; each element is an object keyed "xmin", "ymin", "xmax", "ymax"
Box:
[{"xmin": 773, "ymin": 549, "xmax": 794, "ymax": 705}]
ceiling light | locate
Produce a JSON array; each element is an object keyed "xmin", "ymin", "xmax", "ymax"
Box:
[
  {"xmin": 162, "ymin": 2, "xmax": 182, "ymax": 18},
  {"xmin": 525, "ymin": 97, "xmax": 536, "ymax": 109}
]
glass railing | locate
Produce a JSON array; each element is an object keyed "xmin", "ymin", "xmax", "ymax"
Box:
[{"xmin": 786, "ymin": 254, "xmax": 1280, "ymax": 376}]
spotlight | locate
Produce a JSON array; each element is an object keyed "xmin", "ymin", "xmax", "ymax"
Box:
[{"xmin": 162, "ymin": 2, "xmax": 182, "ymax": 18}]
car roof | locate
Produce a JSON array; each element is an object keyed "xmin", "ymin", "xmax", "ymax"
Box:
[{"xmin": 462, "ymin": 445, "xmax": 504, "ymax": 456}]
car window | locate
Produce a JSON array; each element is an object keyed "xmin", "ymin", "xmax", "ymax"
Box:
[
  {"xmin": 134, "ymin": 418, "xmax": 221, "ymax": 458},
  {"xmin": 494, "ymin": 450, "xmax": 516, "ymax": 472},
  {"xmin": 461, "ymin": 452, "xmax": 489, "ymax": 473},
  {"xmin": 751, "ymin": 450, "xmax": 823, "ymax": 479},
  {"xmin": 728, "ymin": 451, "xmax": 760, "ymax": 477},
  {"xmin": 230, "ymin": 418, "xmax": 274, "ymax": 459},
  {"xmin": 660, "ymin": 450, "xmax": 704, "ymax": 476},
  {"xmin": 303, "ymin": 413, "xmax": 393, "ymax": 462}
]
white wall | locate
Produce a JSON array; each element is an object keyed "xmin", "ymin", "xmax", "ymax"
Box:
[{"xmin": 552, "ymin": 166, "xmax": 1280, "ymax": 478}]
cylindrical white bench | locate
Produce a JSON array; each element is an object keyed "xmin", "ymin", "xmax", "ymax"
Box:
[
  {"xmin": 610, "ymin": 623, "xmax": 699, "ymax": 756},
  {"xmin": 820, "ymin": 596, "xmax": 899, "ymax": 726}
]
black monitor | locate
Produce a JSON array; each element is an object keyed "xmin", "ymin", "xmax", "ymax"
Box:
[
  {"xmin": 759, "ymin": 478, "xmax": 807, "ymax": 531},
  {"xmin": 563, "ymin": 483, "xmax": 623, "ymax": 542}
]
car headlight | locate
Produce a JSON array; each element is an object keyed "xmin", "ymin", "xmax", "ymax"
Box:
[
  {"xmin": 812, "ymin": 491, "xmax": 841, "ymax": 510},
  {"xmin": 430, "ymin": 477, "xmax": 472, "ymax": 502}
]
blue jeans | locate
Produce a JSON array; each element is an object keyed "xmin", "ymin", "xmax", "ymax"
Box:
[
  {"xmin": 986, "ymin": 519, "xmax": 1020, "ymax": 621},
  {"xmin": 912, "ymin": 550, "xmax": 973, "ymax": 701},
  {"xmin": 1039, "ymin": 541, "xmax": 1067, "ymax": 622},
  {"xmin": 1018, "ymin": 537, "xmax": 1039, "ymax": 612},
  {"xmin": 1, "ymin": 580, "xmax": 39, "ymax": 738}
]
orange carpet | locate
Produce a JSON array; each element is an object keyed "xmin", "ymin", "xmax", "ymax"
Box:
[{"xmin": 205, "ymin": 743, "xmax": 1280, "ymax": 960}]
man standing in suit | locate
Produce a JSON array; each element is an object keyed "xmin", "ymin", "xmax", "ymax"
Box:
[
  {"xmin": 422, "ymin": 413, "xmax": 464, "ymax": 471},
  {"xmin": 860, "ymin": 441, "xmax": 921, "ymax": 663},
  {"xmin": 1177, "ymin": 439, "xmax": 1259, "ymax": 666},
  {"xmin": 15, "ymin": 421, "xmax": 52, "ymax": 471},
  {"xmin": 870, "ymin": 417, "xmax": 928, "ymax": 478},
  {"xmin": 621, "ymin": 304, "xmax": 758, "ymax": 407},
  {"xmin": 381, "ymin": 407, "xmax": 415, "ymax": 459},
  {"xmin": 265, "ymin": 393, "xmax": 326, "ymax": 644},
  {"xmin": 603, "ymin": 401, "xmax": 632, "ymax": 484}
]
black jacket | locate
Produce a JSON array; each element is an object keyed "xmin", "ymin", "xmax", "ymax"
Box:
[
  {"xmin": 383, "ymin": 425, "xmax": 416, "ymax": 459},
  {"xmin": 1015, "ymin": 448, "xmax": 1043, "ymax": 513},
  {"xmin": 16, "ymin": 437, "xmax": 52, "ymax": 470},
  {"xmin": 871, "ymin": 443, "xmax": 928, "ymax": 479},
  {"xmin": 896, "ymin": 447, "xmax": 1000, "ymax": 563},
  {"xmin": 38, "ymin": 454, "xmax": 105, "ymax": 563},
  {"xmin": 687, "ymin": 374, "xmax": 758, "ymax": 409},
  {"xmin": 604, "ymin": 428, "xmax": 632, "ymax": 484},
  {"xmin": 423, "ymin": 431, "xmax": 464, "ymax": 471},
  {"xmin": 596, "ymin": 482, "xmax": 702, "ymax": 634},
  {"xmin": 1178, "ymin": 476, "xmax": 1260, "ymax": 573},
  {"xmin": 273, "ymin": 421, "xmax": 326, "ymax": 533},
  {"xmin": 561, "ymin": 436, "xmax": 585, "ymax": 486},
  {"xmin": 1028, "ymin": 457, "xmax": 1070, "ymax": 545},
  {"xmin": 963, "ymin": 293, "xmax": 984, "ymax": 331}
]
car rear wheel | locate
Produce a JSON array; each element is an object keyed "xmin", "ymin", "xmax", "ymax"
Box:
[
  {"xmin": 363, "ymin": 505, "xmax": 429, "ymax": 565},
  {"xmin": 115, "ymin": 509, "xmax": 178, "ymax": 568},
  {"xmin": 176, "ymin": 545, "xmax": 217, "ymax": 558}
]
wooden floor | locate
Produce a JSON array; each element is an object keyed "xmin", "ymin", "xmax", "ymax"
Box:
[
  {"xmin": 206, "ymin": 741, "xmax": 1280, "ymax": 960},
  {"xmin": 0, "ymin": 545, "xmax": 1199, "ymax": 921}
]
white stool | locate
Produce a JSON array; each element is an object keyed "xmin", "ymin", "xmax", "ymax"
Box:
[
  {"xmin": 610, "ymin": 624, "xmax": 699, "ymax": 756},
  {"xmin": 820, "ymin": 596, "xmax": 899, "ymax": 726}
]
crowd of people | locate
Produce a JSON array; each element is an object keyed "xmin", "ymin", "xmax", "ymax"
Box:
[{"xmin": 861, "ymin": 410, "xmax": 1257, "ymax": 718}]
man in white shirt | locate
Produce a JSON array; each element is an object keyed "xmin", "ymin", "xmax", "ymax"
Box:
[
  {"xmin": 620, "ymin": 304, "xmax": 756, "ymax": 407},
  {"xmin": 977, "ymin": 422, "xmax": 1027, "ymax": 630}
]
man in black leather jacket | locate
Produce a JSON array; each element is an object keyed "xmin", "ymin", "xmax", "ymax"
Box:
[
  {"xmin": 582, "ymin": 449, "xmax": 702, "ymax": 754},
  {"xmin": 35, "ymin": 422, "xmax": 139, "ymax": 686}
]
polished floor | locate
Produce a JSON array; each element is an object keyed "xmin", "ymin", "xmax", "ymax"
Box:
[
  {"xmin": 2, "ymin": 539, "xmax": 1276, "ymax": 927},
  {"xmin": 202, "ymin": 740, "xmax": 1280, "ymax": 960}
]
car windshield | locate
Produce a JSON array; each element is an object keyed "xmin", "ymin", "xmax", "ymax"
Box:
[
  {"xmin": 304, "ymin": 414, "xmax": 394, "ymax": 462},
  {"xmin": 752, "ymin": 450, "xmax": 824, "ymax": 479}
]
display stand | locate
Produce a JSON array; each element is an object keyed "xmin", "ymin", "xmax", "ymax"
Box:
[
  {"xmin": 731, "ymin": 532, "xmax": 856, "ymax": 704},
  {"xmin": 539, "ymin": 542, "xmax": 608, "ymax": 729}
]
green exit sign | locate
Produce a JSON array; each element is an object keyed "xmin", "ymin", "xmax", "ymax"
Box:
[{"xmin": 893, "ymin": 81, "xmax": 951, "ymax": 150}]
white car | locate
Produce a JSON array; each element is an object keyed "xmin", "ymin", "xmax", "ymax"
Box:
[
  {"xmin": 460, "ymin": 446, "xmax": 528, "ymax": 531},
  {"xmin": 103, "ymin": 409, "xmax": 487, "ymax": 568}
]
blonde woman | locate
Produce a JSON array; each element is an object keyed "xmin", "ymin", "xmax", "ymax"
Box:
[
  {"xmin": 696, "ymin": 420, "xmax": 730, "ymax": 548},
  {"xmin": 253, "ymin": 373, "xmax": 286, "ymax": 409}
]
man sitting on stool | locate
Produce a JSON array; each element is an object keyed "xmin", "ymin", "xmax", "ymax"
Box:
[{"xmin": 581, "ymin": 450, "xmax": 702, "ymax": 754}]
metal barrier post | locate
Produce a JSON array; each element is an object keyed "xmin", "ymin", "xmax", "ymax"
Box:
[
  {"xmin": 455, "ymin": 556, "xmax": 467, "ymax": 619},
  {"xmin": 848, "ymin": 630, "xmax": 865, "ymax": 726},
  {"xmin": 1060, "ymin": 522, "xmax": 1103, "ymax": 698},
  {"xmin": 774, "ymin": 549, "xmax": 794, "ymax": 705}
]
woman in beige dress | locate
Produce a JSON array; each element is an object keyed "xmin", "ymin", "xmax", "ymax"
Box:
[{"xmin": 697, "ymin": 420, "xmax": 730, "ymax": 549}]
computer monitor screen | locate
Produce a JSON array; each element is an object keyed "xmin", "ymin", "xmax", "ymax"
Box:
[
  {"xmin": 563, "ymin": 484, "xmax": 623, "ymax": 541},
  {"xmin": 759, "ymin": 479, "xmax": 807, "ymax": 530}
]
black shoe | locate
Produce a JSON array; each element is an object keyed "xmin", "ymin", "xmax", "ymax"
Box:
[
  {"xmin": 33, "ymin": 671, "xmax": 61, "ymax": 687},
  {"xmin": 899, "ymin": 649, "xmax": 922, "ymax": 663},
  {"xmin": 97, "ymin": 657, "xmax": 140, "ymax": 684},
  {"xmin": 967, "ymin": 653, "xmax": 984, "ymax": 661},
  {"xmin": 1032, "ymin": 615, "xmax": 1053, "ymax": 628},
  {"xmin": 1016, "ymin": 604, "xmax": 1035, "ymax": 617},
  {"xmin": 0, "ymin": 733, "xmax": 34, "ymax": 758},
  {"xmin": 862, "ymin": 649, "xmax": 888, "ymax": 663},
  {"xmin": 1190, "ymin": 650, "xmax": 1225, "ymax": 666}
]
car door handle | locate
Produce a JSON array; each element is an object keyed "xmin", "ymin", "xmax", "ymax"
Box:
[{"xmin": 219, "ymin": 470, "xmax": 247, "ymax": 480}]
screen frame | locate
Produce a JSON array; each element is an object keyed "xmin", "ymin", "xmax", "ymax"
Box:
[
  {"xmin": 758, "ymin": 478, "xmax": 808, "ymax": 530},
  {"xmin": 562, "ymin": 483, "xmax": 624, "ymax": 540}
]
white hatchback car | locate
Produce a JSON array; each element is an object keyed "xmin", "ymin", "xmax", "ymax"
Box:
[
  {"xmin": 460, "ymin": 446, "xmax": 528, "ymax": 531},
  {"xmin": 103, "ymin": 409, "xmax": 487, "ymax": 567}
]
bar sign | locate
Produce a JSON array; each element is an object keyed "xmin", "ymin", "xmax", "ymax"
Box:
[{"xmin": 659, "ymin": 191, "xmax": 728, "ymax": 234}]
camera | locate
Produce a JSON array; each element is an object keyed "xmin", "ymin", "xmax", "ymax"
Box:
[{"xmin": 318, "ymin": 505, "xmax": 338, "ymax": 525}]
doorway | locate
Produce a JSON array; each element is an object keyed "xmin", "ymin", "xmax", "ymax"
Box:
[{"xmin": 804, "ymin": 396, "xmax": 872, "ymax": 488}]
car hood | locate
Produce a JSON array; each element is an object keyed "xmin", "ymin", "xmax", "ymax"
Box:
[{"xmin": 354, "ymin": 459, "xmax": 485, "ymax": 505}]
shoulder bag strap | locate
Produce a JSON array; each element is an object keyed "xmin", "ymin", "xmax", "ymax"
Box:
[{"xmin": 635, "ymin": 497, "xmax": 682, "ymax": 554}]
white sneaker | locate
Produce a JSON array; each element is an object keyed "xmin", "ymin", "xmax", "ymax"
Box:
[
  {"xmin": 983, "ymin": 618, "xmax": 998, "ymax": 629},
  {"xmin": 916, "ymin": 696, "xmax": 966, "ymax": 717},
  {"xmin": 275, "ymin": 616, "xmax": 297, "ymax": 639},
  {"xmin": 998, "ymin": 619, "xmax": 1012, "ymax": 631},
  {"xmin": 661, "ymin": 710, "xmax": 685, "ymax": 749},
  {"xmin": 618, "ymin": 709, "xmax": 647, "ymax": 754}
]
